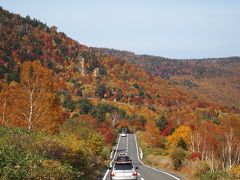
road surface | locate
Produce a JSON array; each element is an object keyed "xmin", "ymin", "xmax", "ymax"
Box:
[{"xmin": 103, "ymin": 134, "xmax": 182, "ymax": 180}]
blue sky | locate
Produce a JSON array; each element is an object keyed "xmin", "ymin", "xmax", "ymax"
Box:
[{"xmin": 1, "ymin": 0, "xmax": 240, "ymax": 59}]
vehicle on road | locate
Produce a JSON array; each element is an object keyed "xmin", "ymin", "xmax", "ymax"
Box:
[
  {"xmin": 115, "ymin": 153, "xmax": 131, "ymax": 162},
  {"xmin": 121, "ymin": 133, "xmax": 127, "ymax": 137},
  {"xmin": 121, "ymin": 128, "xmax": 128, "ymax": 137},
  {"xmin": 109, "ymin": 161, "xmax": 138, "ymax": 180}
]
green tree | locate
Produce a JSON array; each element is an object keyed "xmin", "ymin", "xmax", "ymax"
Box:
[
  {"xmin": 96, "ymin": 105, "xmax": 107, "ymax": 122},
  {"xmin": 138, "ymin": 87, "xmax": 144, "ymax": 96},
  {"xmin": 96, "ymin": 84, "xmax": 106, "ymax": 99},
  {"xmin": 156, "ymin": 115, "xmax": 168, "ymax": 131},
  {"xmin": 78, "ymin": 98, "xmax": 93, "ymax": 114},
  {"xmin": 116, "ymin": 88, "xmax": 123, "ymax": 101},
  {"xmin": 94, "ymin": 103, "xmax": 116, "ymax": 122},
  {"xmin": 63, "ymin": 96, "xmax": 74, "ymax": 112},
  {"xmin": 177, "ymin": 138, "xmax": 188, "ymax": 150},
  {"xmin": 6, "ymin": 58, "xmax": 16, "ymax": 73},
  {"xmin": 119, "ymin": 109, "xmax": 126, "ymax": 119},
  {"xmin": 0, "ymin": 66, "xmax": 6, "ymax": 78},
  {"xmin": 99, "ymin": 64, "xmax": 107, "ymax": 75},
  {"xmin": 7, "ymin": 71, "xmax": 20, "ymax": 83}
]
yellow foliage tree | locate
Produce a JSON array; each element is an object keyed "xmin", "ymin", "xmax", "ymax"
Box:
[
  {"xmin": 167, "ymin": 125, "xmax": 191, "ymax": 148},
  {"xmin": 87, "ymin": 132, "xmax": 104, "ymax": 156}
]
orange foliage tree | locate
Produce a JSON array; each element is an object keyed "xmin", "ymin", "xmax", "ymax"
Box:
[
  {"xmin": 143, "ymin": 120, "xmax": 162, "ymax": 147},
  {"xmin": 0, "ymin": 81, "xmax": 14, "ymax": 126},
  {"xmin": 1, "ymin": 61, "xmax": 63, "ymax": 132}
]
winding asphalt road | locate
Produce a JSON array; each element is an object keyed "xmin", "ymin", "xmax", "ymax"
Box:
[{"xmin": 103, "ymin": 134, "xmax": 182, "ymax": 180}]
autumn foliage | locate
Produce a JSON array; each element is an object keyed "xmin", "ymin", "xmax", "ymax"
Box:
[
  {"xmin": 0, "ymin": 7, "xmax": 240, "ymax": 179},
  {"xmin": 0, "ymin": 61, "xmax": 63, "ymax": 132}
]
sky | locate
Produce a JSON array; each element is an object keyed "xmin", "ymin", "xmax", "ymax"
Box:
[{"xmin": 1, "ymin": 0, "xmax": 240, "ymax": 59}]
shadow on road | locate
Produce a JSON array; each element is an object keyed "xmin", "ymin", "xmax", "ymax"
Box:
[{"xmin": 115, "ymin": 149, "xmax": 126, "ymax": 153}]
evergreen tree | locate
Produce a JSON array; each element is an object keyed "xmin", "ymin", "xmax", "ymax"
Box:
[
  {"xmin": 119, "ymin": 109, "xmax": 126, "ymax": 119},
  {"xmin": 96, "ymin": 84, "xmax": 106, "ymax": 99},
  {"xmin": 96, "ymin": 104, "xmax": 106, "ymax": 122},
  {"xmin": 78, "ymin": 98, "xmax": 93, "ymax": 114},
  {"xmin": 177, "ymin": 138, "xmax": 188, "ymax": 150},
  {"xmin": 156, "ymin": 115, "xmax": 168, "ymax": 131},
  {"xmin": 7, "ymin": 71, "xmax": 20, "ymax": 83},
  {"xmin": 0, "ymin": 66, "xmax": 6, "ymax": 78},
  {"xmin": 63, "ymin": 96, "xmax": 74, "ymax": 112}
]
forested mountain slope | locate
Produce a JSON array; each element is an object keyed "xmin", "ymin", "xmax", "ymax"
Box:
[
  {"xmin": 95, "ymin": 48, "xmax": 240, "ymax": 108},
  {"xmin": 0, "ymin": 7, "xmax": 240, "ymax": 179}
]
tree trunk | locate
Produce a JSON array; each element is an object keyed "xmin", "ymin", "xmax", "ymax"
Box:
[{"xmin": 28, "ymin": 90, "xmax": 34, "ymax": 132}]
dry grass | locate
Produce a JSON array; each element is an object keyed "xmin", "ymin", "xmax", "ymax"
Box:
[{"xmin": 143, "ymin": 153, "xmax": 197, "ymax": 180}]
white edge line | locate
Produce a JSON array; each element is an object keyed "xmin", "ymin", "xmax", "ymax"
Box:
[
  {"xmin": 103, "ymin": 134, "xmax": 121, "ymax": 180},
  {"xmin": 134, "ymin": 134, "xmax": 181, "ymax": 180}
]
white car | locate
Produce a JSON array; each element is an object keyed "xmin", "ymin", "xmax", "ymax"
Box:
[
  {"xmin": 121, "ymin": 133, "xmax": 127, "ymax": 137},
  {"xmin": 110, "ymin": 162, "xmax": 138, "ymax": 180}
]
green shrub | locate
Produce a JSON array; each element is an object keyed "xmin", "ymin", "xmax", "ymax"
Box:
[
  {"xmin": 200, "ymin": 171, "xmax": 230, "ymax": 180},
  {"xmin": 77, "ymin": 98, "xmax": 93, "ymax": 114},
  {"xmin": 156, "ymin": 115, "xmax": 168, "ymax": 131},
  {"xmin": 29, "ymin": 160, "xmax": 76, "ymax": 180},
  {"xmin": 0, "ymin": 145, "xmax": 76, "ymax": 179},
  {"xmin": 177, "ymin": 138, "xmax": 188, "ymax": 150},
  {"xmin": 100, "ymin": 146, "xmax": 111, "ymax": 160},
  {"xmin": 32, "ymin": 136, "xmax": 69, "ymax": 161},
  {"xmin": 170, "ymin": 148, "xmax": 187, "ymax": 170},
  {"xmin": 96, "ymin": 84, "xmax": 106, "ymax": 99},
  {"xmin": 0, "ymin": 126, "xmax": 106, "ymax": 179},
  {"xmin": 144, "ymin": 147, "xmax": 168, "ymax": 156}
]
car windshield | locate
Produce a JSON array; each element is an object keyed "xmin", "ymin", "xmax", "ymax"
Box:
[{"xmin": 114, "ymin": 163, "xmax": 133, "ymax": 170}]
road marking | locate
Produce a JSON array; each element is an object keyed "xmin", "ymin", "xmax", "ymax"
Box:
[
  {"xmin": 103, "ymin": 135, "xmax": 121, "ymax": 180},
  {"xmin": 138, "ymin": 173, "xmax": 141, "ymax": 176},
  {"xmin": 134, "ymin": 134, "xmax": 181, "ymax": 180},
  {"xmin": 141, "ymin": 178, "xmax": 144, "ymax": 180}
]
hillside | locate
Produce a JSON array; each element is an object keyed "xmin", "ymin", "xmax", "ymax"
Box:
[
  {"xmin": 0, "ymin": 7, "xmax": 205, "ymax": 114},
  {"xmin": 95, "ymin": 48, "xmax": 240, "ymax": 108},
  {"xmin": 0, "ymin": 7, "xmax": 240, "ymax": 179}
]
